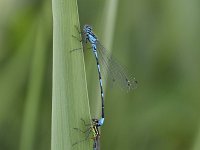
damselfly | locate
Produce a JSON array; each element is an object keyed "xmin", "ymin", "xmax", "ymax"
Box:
[
  {"xmin": 73, "ymin": 119, "xmax": 101, "ymax": 150},
  {"xmin": 72, "ymin": 25, "xmax": 137, "ymax": 149},
  {"xmin": 74, "ymin": 25, "xmax": 137, "ymax": 121}
]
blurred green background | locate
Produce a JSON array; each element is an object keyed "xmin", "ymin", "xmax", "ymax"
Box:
[{"xmin": 1, "ymin": 0, "xmax": 200, "ymax": 150}]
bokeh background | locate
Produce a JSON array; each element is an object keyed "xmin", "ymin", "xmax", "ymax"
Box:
[{"xmin": 1, "ymin": 0, "xmax": 200, "ymax": 150}]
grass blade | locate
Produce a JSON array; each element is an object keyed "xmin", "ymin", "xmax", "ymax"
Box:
[
  {"xmin": 51, "ymin": 0, "xmax": 91, "ymax": 150},
  {"xmin": 19, "ymin": 17, "xmax": 49, "ymax": 150}
]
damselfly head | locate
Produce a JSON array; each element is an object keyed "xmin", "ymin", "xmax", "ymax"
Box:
[
  {"xmin": 83, "ymin": 24, "xmax": 92, "ymax": 33},
  {"xmin": 92, "ymin": 119, "xmax": 99, "ymax": 125}
]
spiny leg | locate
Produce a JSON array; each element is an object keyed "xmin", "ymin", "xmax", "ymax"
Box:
[
  {"xmin": 71, "ymin": 25, "xmax": 84, "ymax": 42},
  {"xmin": 70, "ymin": 47, "xmax": 82, "ymax": 53},
  {"xmin": 74, "ymin": 25, "xmax": 82, "ymax": 34},
  {"xmin": 72, "ymin": 34, "xmax": 82, "ymax": 42},
  {"xmin": 80, "ymin": 118, "xmax": 91, "ymax": 126},
  {"xmin": 72, "ymin": 129, "xmax": 92, "ymax": 146},
  {"xmin": 73, "ymin": 127, "xmax": 91, "ymax": 134},
  {"xmin": 70, "ymin": 34, "xmax": 83, "ymax": 53}
]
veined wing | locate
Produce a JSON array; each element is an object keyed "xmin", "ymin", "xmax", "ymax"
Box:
[{"xmin": 96, "ymin": 40, "xmax": 137, "ymax": 92}]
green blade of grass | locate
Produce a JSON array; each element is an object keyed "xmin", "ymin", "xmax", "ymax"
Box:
[
  {"xmin": 19, "ymin": 12, "xmax": 50, "ymax": 150},
  {"xmin": 0, "ymin": 27, "xmax": 34, "ymax": 122},
  {"xmin": 51, "ymin": 0, "xmax": 91, "ymax": 150},
  {"xmin": 103, "ymin": 0, "xmax": 119, "ymax": 50}
]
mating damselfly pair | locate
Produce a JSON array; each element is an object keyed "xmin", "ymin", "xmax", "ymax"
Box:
[{"xmin": 72, "ymin": 24, "xmax": 137, "ymax": 149}]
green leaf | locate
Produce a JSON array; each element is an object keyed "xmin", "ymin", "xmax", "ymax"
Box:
[
  {"xmin": 19, "ymin": 18, "xmax": 49, "ymax": 150},
  {"xmin": 51, "ymin": 0, "xmax": 91, "ymax": 150}
]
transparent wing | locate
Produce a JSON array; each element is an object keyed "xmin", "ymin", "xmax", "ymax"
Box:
[{"xmin": 96, "ymin": 40, "xmax": 138, "ymax": 92}]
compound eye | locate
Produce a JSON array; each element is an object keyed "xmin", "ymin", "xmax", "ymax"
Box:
[
  {"xmin": 92, "ymin": 119, "xmax": 98, "ymax": 123},
  {"xmin": 86, "ymin": 25, "xmax": 92, "ymax": 31},
  {"xmin": 87, "ymin": 28, "xmax": 91, "ymax": 32}
]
